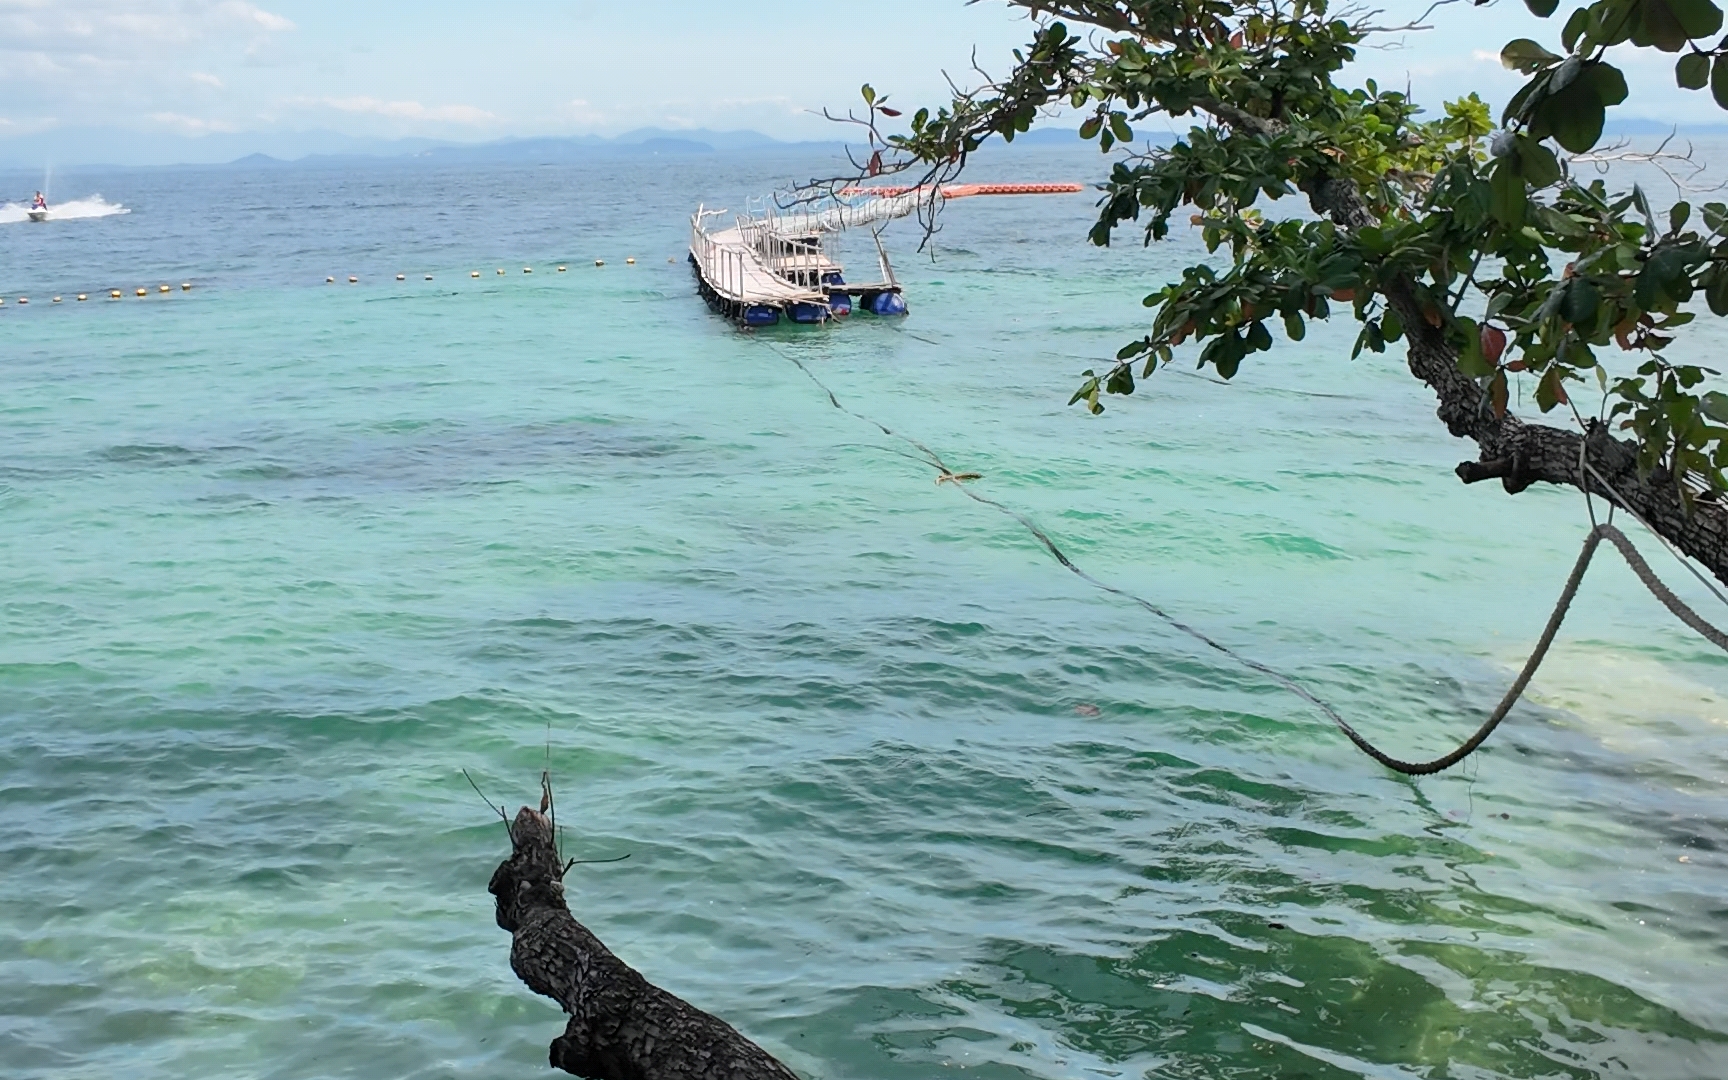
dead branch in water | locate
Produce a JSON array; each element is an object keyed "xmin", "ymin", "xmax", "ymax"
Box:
[{"xmin": 488, "ymin": 806, "xmax": 801, "ymax": 1080}]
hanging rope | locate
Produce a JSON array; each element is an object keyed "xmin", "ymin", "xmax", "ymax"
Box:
[{"xmin": 757, "ymin": 341, "xmax": 1728, "ymax": 775}]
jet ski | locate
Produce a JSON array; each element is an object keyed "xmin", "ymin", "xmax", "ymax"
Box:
[{"xmin": 26, "ymin": 208, "xmax": 47, "ymax": 222}]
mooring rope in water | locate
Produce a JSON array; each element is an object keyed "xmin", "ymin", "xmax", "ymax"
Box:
[{"xmin": 758, "ymin": 340, "xmax": 1728, "ymax": 776}]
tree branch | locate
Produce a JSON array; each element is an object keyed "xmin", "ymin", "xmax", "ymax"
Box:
[{"xmin": 489, "ymin": 808, "xmax": 801, "ymax": 1080}]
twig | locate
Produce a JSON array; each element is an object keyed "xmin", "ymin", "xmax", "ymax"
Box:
[{"xmin": 462, "ymin": 768, "xmax": 510, "ymax": 829}]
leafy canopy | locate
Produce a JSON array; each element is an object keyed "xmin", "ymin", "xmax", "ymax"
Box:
[{"xmin": 863, "ymin": 0, "xmax": 1728, "ymax": 502}]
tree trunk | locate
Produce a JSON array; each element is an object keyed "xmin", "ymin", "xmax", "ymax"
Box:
[{"xmin": 489, "ymin": 807, "xmax": 802, "ymax": 1080}]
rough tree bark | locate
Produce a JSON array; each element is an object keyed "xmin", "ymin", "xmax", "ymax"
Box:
[{"xmin": 489, "ymin": 807, "xmax": 802, "ymax": 1080}]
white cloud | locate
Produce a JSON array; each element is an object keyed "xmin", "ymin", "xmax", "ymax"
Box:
[
  {"xmin": 148, "ymin": 110, "xmax": 238, "ymax": 133},
  {"xmin": 1472, "ymin": 49, "xmax": 1501, "ymax": 63},
  {"xmin": 0, "ymin": 1, "xmax": 293, "ymax": 46},
  {"xmin": 191, "ymin": 72, "xmax": 223, "ymax": 88},
  {"xmin": 228, "ymin": 3, "xmax": 293, "ymax": 32},
  {"xmin": 320, "ymin": 96, "xmax": 496, "ymax": 125}
]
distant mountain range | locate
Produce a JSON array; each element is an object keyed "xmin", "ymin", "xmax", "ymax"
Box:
[
  {"xmin": 0, "ymin": 123, "xmax": 1100, "ymax": 171},
  {"xmin": 41, "ymin": 114, "xmax": 1728, "ymax": 170}
]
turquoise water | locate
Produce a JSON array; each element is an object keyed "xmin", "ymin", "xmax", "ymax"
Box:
[{"xmin": 3, "ymin": 148, "xmax": 1726, "ymax": 1079}]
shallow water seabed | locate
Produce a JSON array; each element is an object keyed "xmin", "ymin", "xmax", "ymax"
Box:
[{"xmin": 1, "ymin": 149, "xmax": 1726, "ymax": 1080}]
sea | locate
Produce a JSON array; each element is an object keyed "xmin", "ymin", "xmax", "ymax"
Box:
[{"xmin": 2, "ymin": 143, "xmax": 1726, "ymax": 1080}]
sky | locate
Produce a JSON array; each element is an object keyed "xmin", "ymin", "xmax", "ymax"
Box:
[{"xmin": 0, "ymin": 0, "xmax": 1720, "ymax": 165}]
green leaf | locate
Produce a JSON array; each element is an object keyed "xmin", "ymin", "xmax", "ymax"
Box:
[
  {"xmin": 1502, "ymin": 38, "xmax": 1562, "ymax": 73},
  {"xmin": 1672, "ymin": 200, "xmax": 1694, "ymax": 233},
  {"xmin": 1584, "ymin": 62, "xmax": 1630, "ymax": 106},
  {"xmin": 1562, "ymin": 278, "xmax": 1602, "ymax": 325},
  {"xmin": 1707, "ymin": 265, "xmax": 1728, "ymax": 313},
  {"xmin": 1544, "ymin": 88, "xmax": 1606, "ymax": 151},
  {"xmin": 1679, "ymin": 51, "xmax": 1712, "ymax": 88},
  {"xmin": 861, "ymin": 84, "xmax": 876, "ymax": 106},
  {"xmin": 1524, "ymin": 0, "xmax": 1560, "ymax": 16},
  {"xmin": 1109, "ymin": 112, "xmax": 1132, "ymax": 143},
  {"xmin": 1563, "ymin": 6, "xmax": 1591, "ymax": 49},
  {"xmin": 1517, "ymin": 137, "xmax": 1562, "ymax": 187},
  {"xmin": 1456, "ymin": 316, "xmax": 1493, "ymax": 376},
  {"xmin": 1634, "ymin": 0, "xmax": 1694, "ymax": 50},
  {"xmin": 1713, "ymin": 54, "xmax": 1728, "ymax": 108},
  {"xmin": 1490, "ymin": 158, "xmax": 1529, "ymax": 225},
  {"xmin": 1550, "ymin": 54, "xmax": 1584, "ymax": 92},
  {"xmin": 1079, "ymin": 114, "xmax": 1102, "ymax": 140},
  {"xmin": 1670, "ymin": 0, "xmax": 1724, "ymax": 39},
  {"xmin": 1380, "ymin": 305, "xmax": 1403, "ymax": 342},
  {"xmin": 1535, "ymin": 367, "xmax": 1569, "ymax": 412},
  {"xmin": 1283, "ymin": 311, "xmax": 1307, "ymax": 341},
  {"xmin": 1245, "ymin": 320, "xmax": 1273, "ymax": 352},
  {"xmin": 1702, "ymin": 390, "xmax": 1728, "ymax": 423}
]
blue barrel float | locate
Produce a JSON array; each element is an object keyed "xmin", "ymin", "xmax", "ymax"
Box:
[
  {"xmin": 742, "ymin": 305, "xmax": 780, "ymax": 327},
  {"xmin": 864, "ymin": 291, "xmax": 908, "ymax": 316}
]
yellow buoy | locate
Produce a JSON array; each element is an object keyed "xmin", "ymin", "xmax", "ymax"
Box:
[
  {"xmin": 396, "ymin": 274, "xmax": 406, "ymax": 281},
  {"xmin": 136, "ymin": 288, "xmax": 147, "ymax": 297},
  {"xmin": 77, "ymin": 294, "xmax": 88, "ymax": 302},
  {"xmin": 626, "ymin": 257, "xmax": 636, "ymax": 265},
  {"xmin": 159, "ymin": 284, "xmax": 171, "ymax": 293},
  {"xmin": 110, "ymin": 290, "xmax": 122, "ymax": 299},
  {"xmin": 471, "ymin": 270, "xmax": 480, "ymax": 278},
  {"xmin": 557, "ymin": 266, "xmax": 567, "ymax": 272}
]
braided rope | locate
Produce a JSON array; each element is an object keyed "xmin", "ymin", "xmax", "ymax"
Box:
[{"xmin": 759, "ymin": 341, "xmax": 1728, "ymax": 775}]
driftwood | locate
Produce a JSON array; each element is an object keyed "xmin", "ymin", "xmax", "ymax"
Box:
[{"xmin": 488, "ymin": 807, "xmax": 802, "ymax": 1080}]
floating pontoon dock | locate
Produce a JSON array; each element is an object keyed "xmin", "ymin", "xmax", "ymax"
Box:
[{"xmin": 688, "ymin": 183, "xmax": 1083, "ymax": 327}]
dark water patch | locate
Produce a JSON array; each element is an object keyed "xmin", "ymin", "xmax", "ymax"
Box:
[{"xmin": 95, "ymin": 444, "xmax": 209, "ymax": 466}]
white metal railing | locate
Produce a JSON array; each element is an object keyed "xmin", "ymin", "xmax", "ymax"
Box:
[{"xmin": 690, "ymin": 208, "xmax": 747, "ymax": 301}]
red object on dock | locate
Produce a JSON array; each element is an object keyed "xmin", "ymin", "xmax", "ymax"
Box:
[{"xmin": 837, "ymin": 182, "xmax": 1085, "ymax": 198}]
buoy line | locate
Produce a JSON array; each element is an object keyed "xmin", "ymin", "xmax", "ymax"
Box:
[
  {"xmin": 4, "ymin": 256, "xmax": 662, "ymax": 313},
  {"xmin": 751, "ymin": 337, "xmax": 1728, "ymax": 776}
]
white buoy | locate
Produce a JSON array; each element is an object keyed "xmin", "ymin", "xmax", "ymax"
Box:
[
  {"xmin": 595, "ymin": 259, "xmax": 604, "ymax": 267},
  {"xmin": 496, "ymin": 268, "xmax": 505, "ymax": 275},
  {"xmin": 159, "ymin": 284, "xmax": 170, "ymax": 293},
  {"xmin": 626, "ymin": 257, "xmax": 636, "ymax": 265},
  {"xmin": 471, "ymin": 271, "xmax": 480, "ymax": 278},
  {"xmin": 327, "ymin": 276, "xmax": 335, "ymax": 283},
  {"xmin": 425, "ymin": 274, "xmax": 433, "ymax": 281},
  {"xmin": 18, "ymin": 297, "xmax": 28, "ymax": 305},
  {"xmin": 396, "ymin": 274, "xmax": 406, "ymax": 281},
  {"xmin": 77, "ymin": 294, "xmax": 88, "ymax": 302},
  {"xmin": 348, "ymin": 276, "xmax": 358, "ymax": 284},
  {"xmin": 181, "ymin": 283, "xmax": 191, "ymax": 291},
  {"xmin": 52, "ymin": 296, "xmax": 62, "ymax": 303},
  {"xmin": 557, "ymin": 266, "xmax": 567, "ymax": 272},
  {"xmin": 136, "ymin": 288, "xmax": 147, "ymax": 297},
  {"xmin": 524, "ymin": 267, "xmax": 533, "ymax": 274}
]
